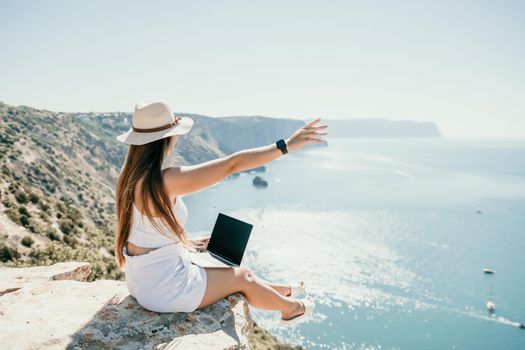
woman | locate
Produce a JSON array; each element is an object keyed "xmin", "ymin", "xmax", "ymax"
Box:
[{"xmin": 114, "ymin": 99, "xmax": 327, "ymax": 325}]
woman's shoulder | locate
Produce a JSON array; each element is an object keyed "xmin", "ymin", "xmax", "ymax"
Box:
[
  {"xmin": 161, "ymin": 167, "xmax": 183, "ymax": 197},
  {"xmin": 133, "ymin": 177, "xmax": 178, "ymax": 213}
]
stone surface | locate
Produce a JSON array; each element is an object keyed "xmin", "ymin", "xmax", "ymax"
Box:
[{"xmin": 0, "ymin": 261, "xmax": 253, "ymax": 349}]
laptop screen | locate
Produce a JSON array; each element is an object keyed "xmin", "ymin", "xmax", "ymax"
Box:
[{"xmin": 207, "ymin": 213, "xmax": 253, "ymax": 266}]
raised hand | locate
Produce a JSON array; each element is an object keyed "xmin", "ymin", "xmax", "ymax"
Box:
[{"xmin": 285, "ymin": 118, "xmax": 328, "ymax": 153}]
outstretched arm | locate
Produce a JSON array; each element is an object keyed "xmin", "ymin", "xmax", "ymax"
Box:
[
  {"xmin": 163, "ymin": 155, "xmax": 235, "ymax": 196},
  {"xmin": 163, "ymin": 118, "xmax": 327, "ymax": 197},
  {"xmin": 230, "ymin": 143, "xmax": 283, "ymax": 174}
]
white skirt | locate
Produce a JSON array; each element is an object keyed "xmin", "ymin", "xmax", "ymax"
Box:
[{"xmin": 123, "ymin": 242, "xmax": 208, "ymax": 313}]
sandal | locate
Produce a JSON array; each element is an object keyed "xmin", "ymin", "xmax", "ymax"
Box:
[
  {"xmin": 280, "ymin": 297, "xmax": 315, "ymax": 326},
  {"xmin": 286, "ymin": 281, "xmax": 306, "ymax": 298}
]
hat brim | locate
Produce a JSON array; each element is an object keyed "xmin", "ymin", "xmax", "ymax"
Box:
[{"xmin": 116, "ymin": 116, "xmax": 193, "ymax": 145}]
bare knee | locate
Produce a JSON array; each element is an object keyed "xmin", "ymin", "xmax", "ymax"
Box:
[{"xmin": 236, "ymin": 266, "xmax": 255, "ymax": 287}]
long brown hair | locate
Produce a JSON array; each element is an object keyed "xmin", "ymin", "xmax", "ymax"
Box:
[{"xmin": 114, "ymin": 136, "xmax": 196, "ymax": 271}]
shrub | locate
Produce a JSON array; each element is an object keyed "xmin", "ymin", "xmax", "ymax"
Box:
[
  {"xmin": 2, "ymin": 198, "xmax": 13, "ymax": 208},
  {"xmin": 0, "ymin": 244, "xmax": 20, "ymax": 262},
  {"xmin": 28, "ymin": 242, "xmax": 123, "ymax": 281},
  {"xmin": 19, "ymin": 214, "xmax": 30, "ymax": 226},
  {"xmin": 46, "ymin": 228, "xmax": 60, "ymax": 241},
  {"xmin": 18, "ymin": 206, "xmax": 30, "ymax": 216},
  {"xmin": 59, "ymin": 219, "xmax": 74, "ymax": 234},
  {"xmin": 8, "ymin": 183, "xmax": 18, "ymax": 193},
  {"xmin": 29, "ymin": 193, "xmax": 39, "ymax": 204},
  {"xmin": 1, "ymin": 165, "xmax": 9, "ymax": 176},
  {"xmin": 15, "ymin": 190, "xmax": 27, "ymax": 204},
  {"xmin": 21, "ymin": 235, "xmax": 34, "ymax": 247}
]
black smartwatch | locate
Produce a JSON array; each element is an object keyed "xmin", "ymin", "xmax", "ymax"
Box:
[{"xmin": 276, "ymin": 138, "xmax": 288, "ymax": 155}]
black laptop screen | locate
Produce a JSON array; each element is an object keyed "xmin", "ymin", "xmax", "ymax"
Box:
[{"xmin": 207, "ymin": 213, "xmax": 253, "ymax": 265}]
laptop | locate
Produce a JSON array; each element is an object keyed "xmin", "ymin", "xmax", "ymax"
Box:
[{"xmin": 187, "ymin": 213, "xmax": 253, "ymax": 268}]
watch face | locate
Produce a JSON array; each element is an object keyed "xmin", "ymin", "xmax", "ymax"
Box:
[{"xmin": 277, "ymin": 139, "xmax": 287, "ymax": 153}]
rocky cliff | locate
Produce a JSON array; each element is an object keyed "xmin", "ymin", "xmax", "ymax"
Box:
[{"xmin": 0, "ymin": 261, "xmax": 253, "ymax": 349}]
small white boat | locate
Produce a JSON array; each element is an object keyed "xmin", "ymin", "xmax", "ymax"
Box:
[
  {"xmin": 486, "ymin": 301, "xmax": 495, "ymax": 312},
  {"xmin": 483, "ymin": 268, "xmax": 495, "ymax": 274}
]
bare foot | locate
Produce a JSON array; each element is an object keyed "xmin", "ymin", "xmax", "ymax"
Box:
[{"xmin": 281, "ymin": 299, "xmax": 305, "ymax": 320}]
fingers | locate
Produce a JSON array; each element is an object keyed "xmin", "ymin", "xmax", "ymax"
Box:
[
  {"xmin": 304, "ymin": 118, "xmax": 321, "ymax": 129},
  {"xmin": 306, "ymin": 131, "xmax": 327, "ymax": 141},
  {"xmin": 303, "ymin": 129, "xmax": 328, "ymax": 136},
  {"xmin": 197, "ymin": 239, "xmax": 209, "ymax": 246},
  {"xmin": 193, "ymin": 237, "xmax": 209, "ymax": 247},
  {"xmin": 303, "ymin": 126, "xmax": 327, "ymax": 136},
  {"xmin": 197, "ymin": 237, "xmax": 210, "ymax": 249},
  {"xmin": 303, "ymin": 121, "xmax": 328, "ymax": 140}
]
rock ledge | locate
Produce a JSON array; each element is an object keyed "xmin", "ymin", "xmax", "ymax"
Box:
[{"xmin": 0, "ymin": 261, "xmax": 253, "ymax": 349}]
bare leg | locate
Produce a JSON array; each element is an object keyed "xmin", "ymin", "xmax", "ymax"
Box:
[
  {"xmin": 196, "ymin": 266, "xmax": 305, "ymax": 319},
  {"xmin": 264, "ymin": 281, "xmax": 290, "ymax": 297},
  {"xmin": 256, "ymin": 277, "xmax": 305, "ymax": 297}
]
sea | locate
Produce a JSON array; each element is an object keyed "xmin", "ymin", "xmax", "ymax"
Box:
[{"xmin": 183, "ymin": 137, "xmax": 525, "ymax": 350}]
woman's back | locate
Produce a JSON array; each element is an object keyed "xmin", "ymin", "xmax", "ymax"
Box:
[
  {"xmin": 127, "ymin": 195, "xmax": 188, "ymax": 249},
  {"xmin": 126, "ymin": 176, "xmax": 188, "ymax": 253}
]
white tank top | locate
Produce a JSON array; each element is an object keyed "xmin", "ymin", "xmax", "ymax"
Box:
[{"xmin": 127, "ymin": 196, "xmax": 188, "ymax": 248}]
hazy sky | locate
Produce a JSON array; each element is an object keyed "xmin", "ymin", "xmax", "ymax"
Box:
[{"xmin": 1, "ymin": 0, "xmax": 524, "ymax": 137}]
